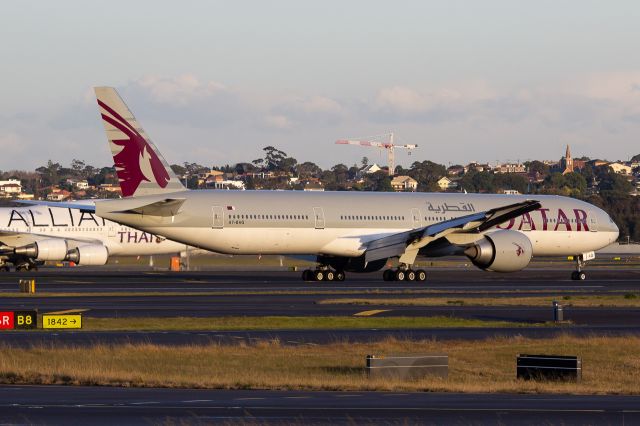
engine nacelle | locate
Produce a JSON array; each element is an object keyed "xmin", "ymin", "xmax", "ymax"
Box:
[
  {"xmin": 14, "ymin": 239, "xmax": 68, "ymax": 261},
  {"xmin": 66, "ymin": 244, "xmax": 109, "ymax": 265},
  {"xmin": 464, "ymin": 230, "xmax": 532, "ymax": 273}
]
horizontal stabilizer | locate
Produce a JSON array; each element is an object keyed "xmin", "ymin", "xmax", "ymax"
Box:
[{"xmin": 113, "ymin": 198, "xmax": 186, "ymax": 217}]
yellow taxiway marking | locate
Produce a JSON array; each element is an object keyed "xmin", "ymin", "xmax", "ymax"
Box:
[
  {"xmin": 45, "ymin": 309, "xmax": 89, "ymax": 315},
  {"xmin": 353, "ymin": 309, "xmax": 390, "ymax": 317}
]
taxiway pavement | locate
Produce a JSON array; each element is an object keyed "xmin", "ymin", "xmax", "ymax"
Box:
[{"xmin": 1, "ymin": 385, "xmax": 638, "ymax": 425}]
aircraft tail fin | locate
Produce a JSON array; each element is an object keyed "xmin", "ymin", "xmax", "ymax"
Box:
[{"xmin": 94, "ymin": 87, "xmax": 186, "ymax": 197}]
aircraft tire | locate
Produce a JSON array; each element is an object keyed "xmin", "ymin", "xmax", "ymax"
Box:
[
  {"xmin": 314, "ymin": 270, "xmax": 325, "ymax": 281},
  {"xmin": 406, "ymin": 270, "xmax": 416, "ymax": 281},
  {"xmin": 325, "ymin": 271, "xmax": 335, "ymax": 281},
  {"xmin": 395, "ymin": 270, "xmax": 406, "ymax": 281},
  {"xmin": 335, "ymin": 271, "xmax": 346, "ymax": 281},
  {"xmin": 572, "ymin": 271, "xmax": 586, "ymax": 281},
  {"xmin": 383, "ymin": 270, "xmax": 394, "ymax": 281},
  {"xmin": 302, "ymin": 270, "xmax": 312, "ymax": 281},
  {"xmin": 416, "ymin": 269, "xmax": 427, "ymax": 281}
]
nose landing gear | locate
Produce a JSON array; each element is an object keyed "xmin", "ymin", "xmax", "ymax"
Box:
[{"xmin": 571, "ymin": 251, "xmax": 595, "ymax": 281}]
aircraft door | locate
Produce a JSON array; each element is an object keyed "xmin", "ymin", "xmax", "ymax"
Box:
[
  {"xmin": 411, "ymin": 208, "xmax": 422, "ymax": 229},
  {"xmin": 589, "ymin": 211, "xmax": 598, "ymax": 232},
  {"xmin": 313, "ymin": 207, "xmax": 325, "ymax": 229},
  {"xmin": 107, "ymin": 221, "xmax": 117, "ymax": 237},
  {"xmin": 212, "ymin": 206, "xmax": 224, "ymax": 229}
]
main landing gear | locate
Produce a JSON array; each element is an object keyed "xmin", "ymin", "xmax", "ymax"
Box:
[
  {"xmin": 382, "ymin": 266, "xmax": 427, "ymax": 282},
  {"xmin": 302, "ymin": 268, "xmax": 346, "ymax": 282},
  {"xmin": 15, "ymin": 261, "xmax": 37, "ymax": 272}
]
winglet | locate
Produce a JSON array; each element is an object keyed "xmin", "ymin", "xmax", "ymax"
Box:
[{"xmin": 95, "ymin": 87, "xmax": 186, "ymax": 197}]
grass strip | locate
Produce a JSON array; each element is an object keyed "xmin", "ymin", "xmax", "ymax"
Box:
[
  {"xmin": 76, "ymin": 316, "xmax": 530, "ymax": 331},
  {"xmin": 320, "ymin": 294, "xmax": 640, "ymax": 308},
  {"xmin": 0, "ymin": 335, "xmax": 638, "ymax": 394}
]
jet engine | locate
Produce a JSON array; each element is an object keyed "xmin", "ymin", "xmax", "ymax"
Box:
[
  {"xmin": 65, "ymin": 244, "xmax": 109, "ymax": 265},
  {"xmin": 464, "ymin": 230, "xmax": 532, "ymax": 273},
  {"xmin": 14, "ymin": 239, "xmax": 68, "ymax": 261}
]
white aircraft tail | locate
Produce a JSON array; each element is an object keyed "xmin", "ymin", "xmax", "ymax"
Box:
[{"xmin": 94, "ymin": 87, "xmax": 186, "ymax": 197}]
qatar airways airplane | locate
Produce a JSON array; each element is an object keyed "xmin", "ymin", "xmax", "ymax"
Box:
[
  {"xmin": 0, "ymin": 202, "xmax": 188, "ymax": 271},
  {"xmin": 29, "ymin": 87, "xmax": 619, "ymax": 281}
]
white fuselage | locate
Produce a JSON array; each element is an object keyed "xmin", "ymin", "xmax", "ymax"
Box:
[
  {"xmin": 96, "ymin": 191, "xmax": 619, "ymax": 258},
  {"xmin": 0, "ymin": 205, "xmax": 187, "ymax": 256}
]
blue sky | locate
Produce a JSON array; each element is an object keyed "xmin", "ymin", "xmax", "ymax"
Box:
[{"xmin": 1, "ymin": 1, "xmax": 640, "ymax": 170}]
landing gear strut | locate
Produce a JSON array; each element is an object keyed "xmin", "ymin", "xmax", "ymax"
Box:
[
  {"xmin": 302, "ymin": 267, "xmax": 345, "ymax": 282},
  {"xmin": 571, "ymin": 253, "xmax": 593, "ymax": 281},
  {"xmin": 382, "ymin": 264, "xmax": 427, "ymax": 282}
]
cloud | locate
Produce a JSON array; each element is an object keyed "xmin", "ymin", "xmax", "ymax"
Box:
[
  {"xmin": 374, "ymin": 86, "xmax": 429, "ymax": 114},
  {"xmin": 5, "ymin": 72, "xmax": 640, "ymax": 171},
  {"xmin": 138, "ymin": 74, "xmax": 226, "ymax": 106},
  {"xmin": 268, "ymin": 95, "xmax": 346, "ymax": 127},
  {"xmin": 263, "ymin": 114, "xmax": 292, "ymax": 129}
]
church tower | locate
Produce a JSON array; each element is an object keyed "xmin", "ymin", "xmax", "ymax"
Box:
[{"xmin": 562, "ymin": 144, "xmax": 574, "ymax": 175}]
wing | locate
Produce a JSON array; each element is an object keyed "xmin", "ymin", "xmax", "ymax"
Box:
[{"xmin": 364, "ymin": 200, "xmax": 541, "ymax": 263}]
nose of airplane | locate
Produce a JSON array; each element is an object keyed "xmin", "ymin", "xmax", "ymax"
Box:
[
  {"xmin": 612, "ymin": 216, "xmax": 620, "ymax": 240},
  {"xmin": 604, "ymin": 211, "xmax": 620, "ymax": 242}
]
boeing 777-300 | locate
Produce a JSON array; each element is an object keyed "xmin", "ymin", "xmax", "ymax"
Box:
[{"xmin": 28, "ymin": 87, "xmax": 619, "ymax": 281}]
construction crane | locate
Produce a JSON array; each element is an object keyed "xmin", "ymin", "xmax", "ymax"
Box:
[{"xmin": 335, "ymin": 133, "xmax": 417, "ymax": 176}]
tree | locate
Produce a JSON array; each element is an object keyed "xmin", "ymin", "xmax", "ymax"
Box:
[
  {"xmin": 36, "ymin": 160, "xmax": 61, "ymax": 187},
  {"xmin": 563, "ymin": 172, "xmax": 587, "ymax": 197},
  {"xmin": 598, "ymin": 169, "xmax": 633, "ymax": 195},
  {"xmin": 364, "ymin": 170, "xmax": 393, "ymax": 192},
  {"xmin": 526, "ymin": 160, "xmax": 550, "ymax": 177},
  {"xmin": 297, "ymin": 162, "xmax": 322, "ymax": 178},
  {"xmin": 70, "ymin": 159, "xmax": 86, "ymax": 177},
  {"xmin": 493, "ymin": 173, "xmax": 529, "ymax": 194},
  {"xmin": 407, "ymin": 160, "xmax": 447, "ymax": 191},
  {"xmin": 253, "ymin": 146, "xmax": 297, "ymax": 173},
  {"xmin": 330, "ymin": 164, "xmax": 349, "ymax": 187}
]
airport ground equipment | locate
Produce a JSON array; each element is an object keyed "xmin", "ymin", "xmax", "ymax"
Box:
[
  {"xmin": 18, "ymin": 279, "xmax": 35, "ymax": 293},
  {"xmin": 366, "ymin": 354, "xmax": 448, "ymax": 380},
  {"xmin": 552, "ymin": 301, "xmax": 564, "ymax": 322},
  {"xmin": 517, "ymin": 354, "xmax": 581, "ymax": 381}
]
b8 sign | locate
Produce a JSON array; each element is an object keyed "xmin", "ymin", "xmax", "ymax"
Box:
[
  {"xmin": 0, "ymin": 312, "xmax": 14, "ymax": 329},
  {"xmin": 14, "ymin": 311, "xmax": 37, "ymax": 329}
]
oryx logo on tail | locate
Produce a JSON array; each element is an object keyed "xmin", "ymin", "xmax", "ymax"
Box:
[{"xmin": 97, "ymin": 100, "xmax": 170, "ymax": 197}]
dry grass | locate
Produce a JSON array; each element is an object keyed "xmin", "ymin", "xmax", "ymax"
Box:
[
  {"xmin": 0, "ymin": 335, "xmax": 638, "ymax": 394},
  {"xmin": 75, "ymin": 316, "xmax": 527, "ymax": 331},
  {"xmin": 320, "ymin": 294, "xmax": 640, "ymax": 308}
]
